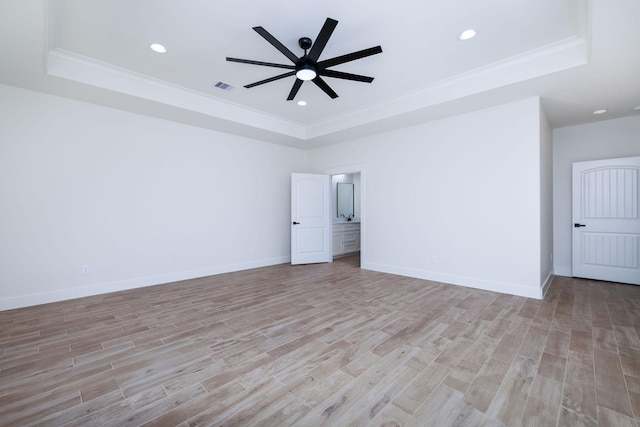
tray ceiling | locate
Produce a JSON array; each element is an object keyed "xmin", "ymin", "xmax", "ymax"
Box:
[{"xmin": 1, "ymin": 0, "xmax": 639, "ymax": 148}]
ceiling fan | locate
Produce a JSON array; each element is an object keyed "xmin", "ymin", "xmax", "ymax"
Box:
[{"xmin": 226, "ymin": 17, "xmax": 382, "ymax": 101}]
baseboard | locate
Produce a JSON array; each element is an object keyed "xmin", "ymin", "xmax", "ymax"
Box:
[
  {"xmin": 553, "ymin": 266, "xmax": 572, "ymax": 277},
  {"xmin": 541, "ymin": 270, "xmax": 554, "ymax": 298},
  {"xmin": 361, "ymin": 261, "xmax": 544, "ymax": 299},
  {"xmin": 0, "ymin": 256, "xmax": 290, "ymax": 311}
]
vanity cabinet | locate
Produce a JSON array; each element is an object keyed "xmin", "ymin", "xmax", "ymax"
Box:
[{"xmin": 333, "ymin": 222, "xmax": 360, "ymax": 257}]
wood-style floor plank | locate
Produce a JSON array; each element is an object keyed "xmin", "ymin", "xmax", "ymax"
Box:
[{"xmin": 1, "ymin": 255, "xmax": 640, "ymax": 426}]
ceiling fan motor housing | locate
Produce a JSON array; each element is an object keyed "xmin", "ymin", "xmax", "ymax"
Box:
[{"xmin": 298, "ymin": 37, "xmax": 313, "ymax": 50}]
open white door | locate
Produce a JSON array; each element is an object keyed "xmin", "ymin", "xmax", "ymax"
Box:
[
  {"xmin": 291, "ymin": 173, "xmax": 332, "ymax": 265},
  {"xmin": 572, "ymin": 156, "xmax": 640, "ymax": 285}
]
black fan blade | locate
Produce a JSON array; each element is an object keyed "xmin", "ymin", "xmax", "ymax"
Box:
[
  {"xmin": 319, "ymin": 69, "xmax": 374, "ymax": 83},
  {"xmin": 287, "ymin": 79, "xmax": 304, "ymax": 101},
  {"xmin": 226, "ymin": 57, "xmax": 295, "ymax": 70},
  {"xmin": 253, "ymin": 26, "xmax": 299, "ymax": 63},
  {"xmin": 312, "ymin": 76, "xmax": 338, "ymax": 99},
  {"xmin": 318, "ymin": 46, "xmax": 382, "ymax": 69},
  {"xmin": 306, "ymin": 18, "xmax": 338, "ymax": 63},
  {"xmin": 245, "ymin": 71, "xmax": 296, "ymax": 88}
]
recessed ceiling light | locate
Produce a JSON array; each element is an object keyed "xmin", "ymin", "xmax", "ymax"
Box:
[
  {"xmin": 149, "ymin": 43, "xmax": 167, "ymax": 54},
  {"xmin": 458, "ymin": 29, "xmax": 477, "ymax": 41},
  {"xmin": 297, "ymin": 101, "xmax": 307, "ymax": 106},
  {"xmin": 592, "ymin": 109, "xmax": 608, "ymax": 115}
]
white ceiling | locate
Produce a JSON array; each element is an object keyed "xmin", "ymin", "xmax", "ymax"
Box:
[{"xmin": 1, "ymin": 0, "xmax": 639, "ymax": 148}]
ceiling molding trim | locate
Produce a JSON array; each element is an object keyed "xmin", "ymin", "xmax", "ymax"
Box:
[
  {"xmin": 43, "ymin": 0, "xmax": 60, "ymax": 67},
  {"xmin": 46, "ymin": 49, "xmax": 307, "ymax": 140},
  {"xmin": 43, "ymin": 0, "xmax": 590, "ymax": 144},
  {"xmin": 306, "ymin": 36, "xmax": 588, "ymax": 140}
]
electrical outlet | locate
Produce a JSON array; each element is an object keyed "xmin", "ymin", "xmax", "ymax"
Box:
[{"xmin": 81, "ymin": 265, "xmax": 90, "ymax": 275}]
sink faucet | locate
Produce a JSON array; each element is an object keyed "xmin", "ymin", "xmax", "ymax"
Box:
[{"xmin": 347, "ymin": 214, "xmax": 354, "ymax": 221}]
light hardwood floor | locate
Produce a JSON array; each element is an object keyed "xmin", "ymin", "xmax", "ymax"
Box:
[{"xmin": 1, "ymin": 255, "xmax": 640, "ymax": 426}]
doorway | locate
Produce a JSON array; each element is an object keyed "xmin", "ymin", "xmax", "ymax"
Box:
[{"xmin": 328, "ymin": 168, "xmax": 363, "ymax": 266}]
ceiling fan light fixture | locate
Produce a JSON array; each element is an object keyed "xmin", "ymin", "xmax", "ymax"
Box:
[{"xmin": 296, "ymin": 66, "xmax": 317, "ymax": 81}]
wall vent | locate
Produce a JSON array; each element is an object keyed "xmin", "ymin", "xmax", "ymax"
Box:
[{"xmin": 214, "ymin": 81, "xmax": 234, "ymax": 91}]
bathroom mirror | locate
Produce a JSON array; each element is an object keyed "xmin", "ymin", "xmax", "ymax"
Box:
[{"xmin": 337, "ymin": 183, "xmax": 354, "ymax": 218}]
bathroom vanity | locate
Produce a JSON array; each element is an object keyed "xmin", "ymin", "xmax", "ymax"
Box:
[
  {"xmin": 333, "ymin": 179, "xmax": 360, "ymax": 257},
  {"xmin": 333, "ymin": 221, "xmax": 360, "ymax": 257}
]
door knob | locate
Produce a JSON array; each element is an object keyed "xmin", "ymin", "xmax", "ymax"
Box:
[
  {"xmin": 292, "ymin": 221, "xmax": 300, "ymax": 225},
  {"xmin": 574, "ymin": 223, "xmax": 586, "ymax": 227}
]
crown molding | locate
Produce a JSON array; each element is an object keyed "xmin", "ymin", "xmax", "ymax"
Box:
[
  {"xmin": 307, "ymin": 36, "xmax": 588, "ymax": 140},
  {"xmin": 47, "ymin": 35, "xmax": 587, "ymax": 143},
  {"xmin": 44, "ymin": 0, "xmax": 589, "ymax": 144},
  {"xmin": 47, "ymin": 49, "xmax": 307, "ymax": 140}
]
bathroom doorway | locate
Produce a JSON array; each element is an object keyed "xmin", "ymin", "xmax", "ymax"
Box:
[{"xmin": 330, "ymin": 170, "xmax": 362, "ymax": 266}]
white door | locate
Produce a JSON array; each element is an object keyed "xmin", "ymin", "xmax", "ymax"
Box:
[
  {"xmin": 291, "ymin": 173, "xmax": 332, "ymax": 265},
  {"xmin": 572, "ymin": 156, "xmax": 640, "ymax": 285}
]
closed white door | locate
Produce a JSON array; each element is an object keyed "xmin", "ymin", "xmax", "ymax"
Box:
[
  {"xmin": 291, "ymin": 173, "xmax": 332, "ymax": 265},
  {"xmin": 572, "ymin": 156, "xmax": 640, "ymax": 285}
]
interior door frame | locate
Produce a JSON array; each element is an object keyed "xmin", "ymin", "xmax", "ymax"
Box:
[{"xmin": 325, "ymin": 164, "xmax": 365, "ymax": 267}]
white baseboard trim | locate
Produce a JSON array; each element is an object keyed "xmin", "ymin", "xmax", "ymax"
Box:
[
  {"xmin": 553, "ymin": 266, "xmax": 572, "ymax": 277},
  {"xmin": 361, "ymin": 261, "xmax": 544, "ymax": 299},
  {"xmin": 0, "ymin": 256, "xmax": 290, "ymax": 311},
  {"xmin": 541, "ymin": 270, "xmax": 554, "ymax": 298}
]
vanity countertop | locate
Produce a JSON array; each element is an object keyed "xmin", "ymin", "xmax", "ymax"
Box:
[{"xmin": 333, "ymin": 219, "xmax": 360, "ymax": 224}]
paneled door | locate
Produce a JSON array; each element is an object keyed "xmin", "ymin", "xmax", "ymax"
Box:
[
  {"xmin": 572, "ymin": 156, "xmax": 640, "ymax": 285},
  {"xmin": 291, "ymin": 173, "xmax": 332, "ymax": 265}
]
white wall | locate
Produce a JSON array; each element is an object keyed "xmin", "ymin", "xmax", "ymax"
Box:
[
  {"xmin": 311, "ymin": 97, "xmax": 548, "ymax": 298},
  {"xmin": 540, "ymin": 104, "xmax": 554, "ymax": 295},
  {"xmin": 353, "ymin": 173, "xmax": 361, "ymax": 219},
  {"xmin": 552, "ymin": 116, "xmax": 640, "ymax": 276},
  {"xmin": 0, "ymin": 85, "xmax": 566, "ymax": 309},
  {"xmin": 0, "ymin": 84, "xmax": 309, "ymax": 310}
]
